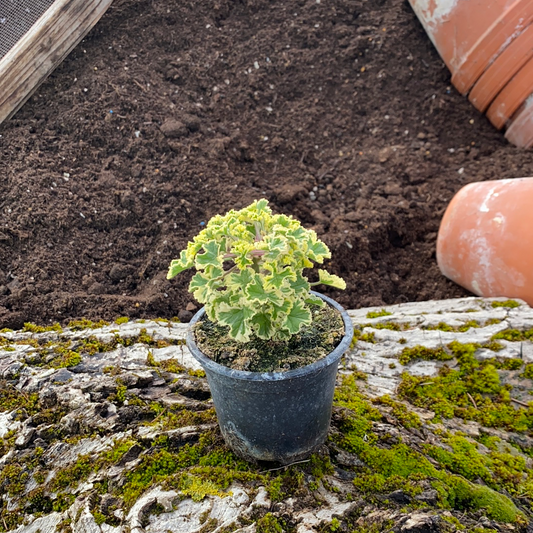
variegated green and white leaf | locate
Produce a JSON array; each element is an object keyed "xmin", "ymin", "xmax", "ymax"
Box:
[
  {"xmin": 318, "ymin": 269, "xmax": 347, "ymax": 290},
  {"xmin": 195, "ymin": 241, "xmax": 223, "ymax": 269},
  {"xmin": 216, "ymin": 303, "xmax": 255, "ymax": 343},
  {"xmin": 284, "ymin": 300, "xmax": 312, "ymax": 334}
]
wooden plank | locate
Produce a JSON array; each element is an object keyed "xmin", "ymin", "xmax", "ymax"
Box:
[{"xmin": 0, "ymin": 0, "xmax": 113, "ymax": 125}]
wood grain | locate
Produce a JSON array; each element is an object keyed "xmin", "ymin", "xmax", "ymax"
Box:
[{"xmin": 0, "ymin": 0, "xmax": 113, "ymax": 125}]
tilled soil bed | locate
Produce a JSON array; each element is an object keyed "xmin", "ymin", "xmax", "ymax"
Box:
[{"xmin": 1, "ymin": 0, "xmax": 532, "ymax": 329}]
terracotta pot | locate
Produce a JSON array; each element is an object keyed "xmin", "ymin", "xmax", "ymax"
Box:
[
  {"xmin": 408, "ymin": 0, "xmax": 533, "ymax": 95},
  {"xmin": 504, "ymin": 94, "xmax": 533, "ymax": 148},
  {"xmin": 469, "ymin": 22, "xmax": 533, "ymax": 113},
  {"xmin": 486, "ymin": 55, "xmax": 533, "ymax": 129},
  {"xmin": 437, "ymin": 178, "xmax": 533, "ymax": 306}
]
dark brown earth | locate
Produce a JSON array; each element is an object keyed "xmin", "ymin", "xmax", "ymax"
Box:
[{"xmin": 1, "ymin": 0, "xmax": 532, "ymax": 329}]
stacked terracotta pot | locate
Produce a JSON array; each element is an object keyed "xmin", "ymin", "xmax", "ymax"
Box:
[{"xmin": 409, "ymin": 0, "xmax": 533, "ymax": 148}]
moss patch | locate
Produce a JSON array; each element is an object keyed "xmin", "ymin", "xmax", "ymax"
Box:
[
  {"xmin": 366, "ymin": 309, "xmax": 392, "ymax": 319},
  {"xmin": 332, "ymin": 376, "xmax": 522, "ymax": 523},
  {"xmin": 397, "ymin": 342, "xmax": 533, "ymax": 433},
  {"xmin": 491, "ymin": 300, "xmax": 520, "ymax": 308}
]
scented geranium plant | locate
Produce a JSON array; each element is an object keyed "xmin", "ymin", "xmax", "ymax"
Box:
[{"xmin": 167, "ymin": 199, "xmax": 345, "ymax": 343}]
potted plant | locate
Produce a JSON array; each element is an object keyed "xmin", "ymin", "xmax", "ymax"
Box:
[{"xmin": 167, "ymin": 199, "xmax": 353, "ymax": 464}]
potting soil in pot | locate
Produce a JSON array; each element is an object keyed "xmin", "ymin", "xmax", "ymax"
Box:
[{"xmin": 193, "ymin": 304, "xmax": 345, "ymax": 372}]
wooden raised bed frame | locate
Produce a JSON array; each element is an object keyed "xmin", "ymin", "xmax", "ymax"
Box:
[{"xmin": 0, "ymin": 0, "xmax": 113, "ymax": 125}]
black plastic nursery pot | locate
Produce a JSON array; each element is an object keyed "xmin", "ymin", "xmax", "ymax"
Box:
[{"xmin": 186, "ymin": 292, "xmax": 354, "ymax": 464}]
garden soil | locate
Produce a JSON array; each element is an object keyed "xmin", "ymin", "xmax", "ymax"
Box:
[{"xmin": 1, "ymin": 0, "xmax": 532, "ymax": 329}]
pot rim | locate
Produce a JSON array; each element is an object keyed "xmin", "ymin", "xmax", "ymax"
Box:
[{"xmin": 186, "ymin": 291, "xmax": 354, "ymax": 382}]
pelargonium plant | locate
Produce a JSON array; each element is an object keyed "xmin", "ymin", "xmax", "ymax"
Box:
[{"xmin": 167, "ymin": 199, "xmax": 345, "ymax": 342}]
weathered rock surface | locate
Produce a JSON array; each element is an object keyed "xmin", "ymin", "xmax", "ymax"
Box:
[{"xmin": 0, "ymin": 298, "xmax": 530, "ymax": 532}]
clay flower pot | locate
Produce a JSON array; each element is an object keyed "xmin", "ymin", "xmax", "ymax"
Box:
[
  {"xmin": 408, "ymin": 0, "xmax": 533, "ymax": 95},
  {"xmin": 469, "ymin": 23, "xmax": 533, "ymax": 113},
  {"xmin": 505, "ymin": 97, "xmax": 533, "ymax": 148},
  {"xmin": 486, "ymin": 55, "xmax": 533, "ymax": 130},
  {"xmin": 436, "ymin": 178, "xmax": 533, "ymax": 306},
  {"xmin": 409, "ymin": 0, "xmax": 533, "ymax": 148}
]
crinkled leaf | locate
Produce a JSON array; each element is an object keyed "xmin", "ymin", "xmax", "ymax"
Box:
[
  {"xmin": 284, "ymin": 300, "xmax": 312, "ymax": 334},
  {"xmin": 190, "ymin": 266, "xmax": 224, "ymax": 303},
  {"xmin": 228, "ymin": 268, "xmax": 254, "ymax": 289},
  {"xmin": 318, "ymin": 269, "xmax": 346, "ymax": 290},
  {"xmin": 251, "ymin": 312, "xmax": 276, "ymax": 339},
  {"xmin": 263, "ymin": 235, "xmax": 288, "ymax": 262},
  {"xmin": 195, "ymin": 241, "xmax": 223, "ymax": 269},
  {"xmin": 253, "ymin": 198, "xmax": 270, "ymax": 214},
  {"xmin": 271, "ymin": 298, "xmax": 292, "ymax": 320},
  {"xmin": 288, "ymin": 273, "xmax": 310, "ymax": 294},
  {"xmin": 264, "ymin": 263, "xmax": 296, "ymax": 290},
  {"xmin": 232, "ymin": 241, "xmax": 255, "ymax": 269},
  {"xmin": 167, "ymin": 199, "xmax": 345, "ymax": 343},
  {"xmin": 307, "ymin": 239, "xmax": 331, "ymax": 263},
  {"xmin": 216, "ymin": 304, "xmax": 255, "ymax": 343},
  {"xmin": 246, "ymin": 274, "xmax": 284, "ymax": 306},
  {"xmin": 304, "ymin": 293, "xmax": 325, "ymax": 307},
  {"xmin": 167, "ymin": 250, "xmax": 194, "ymax": 279},
  {"xmin": 189, "ymin": 272, "xmax": 210, "ymax": 303}
]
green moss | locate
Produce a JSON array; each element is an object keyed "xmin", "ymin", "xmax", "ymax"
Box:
[
  {"xmin": 41, "ymin": 341, "xmax": 81, "ymax": 369},
  {"xmin": 0, "ymin": 463, "xmax": 27, "ymax": 496},
  {"xmin": 51, "ymin": 455, "xmax": 95, "ymax": 491},
  {"xmin": 79, "ymin": 329, "xmax": 184, "ymax": 356},
  {"xmin": 188, "ymin": 369, "xmax": 207, "ymax": 378},
  {"xmin": 22, "ymin": 322, "xmax": 62, "ymax": 333},
  {"xmin": 359, "ymin": 332, "xmax": 375, "ymax": 344},
  {"xmin": 491, "ymin": 300, "xmax": 520, "ymax": 308},
  {"xmin": 26, "ymin": 487, "xmax": 53, "ymax": 514},
  {"xmin": 147, "ymin": 352, "xmax": 186, "ymax": 374},
  {"xmin": 492, "ymin": 328, "xmax": 533, "ymax": 342},
  {"xmin": 398, "ymin": 345, "xmax": 452, "ymax": 365},
  {"xmin": 102, "ymin": 365, "xmax": 121, "ymax": 376},
  {"xmin": 522, "ymin": 363, "xmax": 533, "ymax": 380},
  {"xmin": 482, "ymin": 357, "xmax": 523, "ymax": 371},
  {"xmin": 115, "ymin": 316, "xmax": 130, "ymax": 325},
  {"xmin": 121, "ymin": 448, "xmax": 189, "ymax": 504},
  {"xmin": 366, "ymin": 309, "xmax": 392, "ymax": 319},
  {"xmin": 0, "ymin": 381, "xmax": 39, "ymax": 414},
  {"xmin": 482, "ymin": 340, "xmax": 504, "ymax": 352},
  {"xmin": 458, "ymin": 320, "xmax": 481, "ymax": 332},
  {"xmin": 423, "ymin": 322, "xmax": 455, "ymax": 332},
  {"xmin": 451, "ymin": 479, "xmax": 519, "ymax": 523},
  {"xmin": 256, "ymin": 513, "xmax": 284, "ymax": 533},
  {"xmin": 67, "ymin": 319, "xmax": 110, "ymax": 330},
  {"xmin": 441, "ymin": 514, "xmax": 465, "ymax": 530},
  {"xmin": 53, "ymin": 494, "xmax": 76, "ymax": 512},
  {"xmin": 372, "ymin": 395, "xmax": 422, "ymax": 428},
  {"xmin": 348, "ymin": 365, "xmax": 368, "ymax": 381},
  {"xmin": 0, "ymin": 507, "xmax": 23, "ymax": 532},
  {"xmin": 176, "ymin": 474, "xmax": 227, "ymax": 501},
  {"xmin": 424, "ymin": 435, "xmax": 491, "ymax": 482},
  {"xmin": 329, "ymin": 517, "xmax": 341, "ymax": 532},
  {"xmin": 147, "ymin": 402, "xmax": 217, "ymax": 431},
  {"xmin": 371, "ymin": 322, "xmax": 404, "ymax": 331},
  {"xmin": 333, "ymin": 401, "xmax": 521, "ymax": 523},
  {"xmin": 422, "ymin": 320, "xmax": 481, "ymax": 333},
  {"xmin": 397, "ymin": 341, "xmax": 533, "ymax": 432},
  {"xmin": 334, "ymin": 375, "xmax": 382, "ymax": 423}
]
